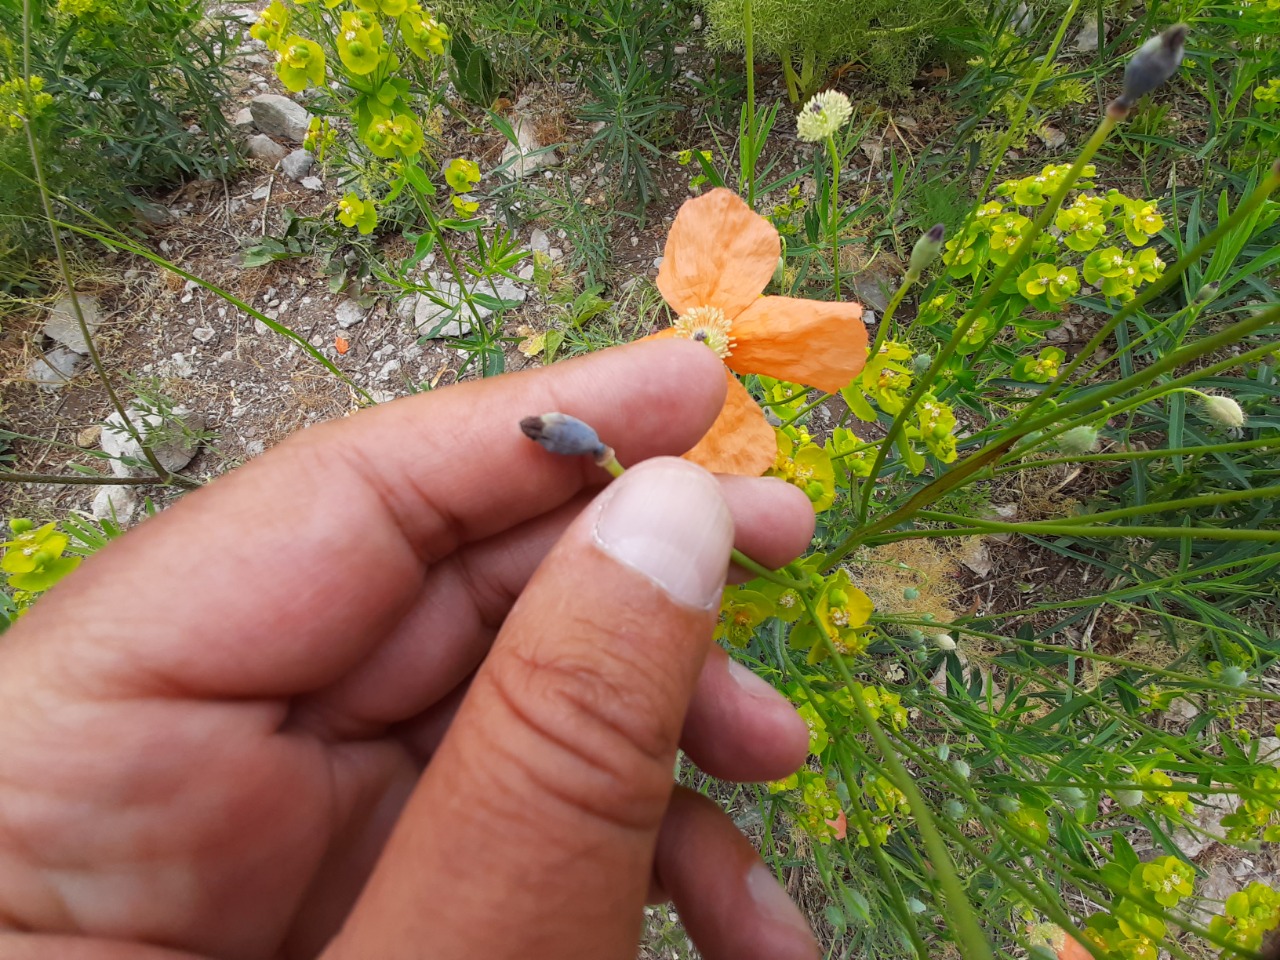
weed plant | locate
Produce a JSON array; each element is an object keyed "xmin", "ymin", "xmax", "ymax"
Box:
[{"xmin": 0, "ymin": 0, "xmax": 239, "ymax": 293}]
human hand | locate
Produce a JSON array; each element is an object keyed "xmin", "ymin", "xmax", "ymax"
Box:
[{"xmin": 0, "ymin": 339, "xmax": 819, "ymax": 960}]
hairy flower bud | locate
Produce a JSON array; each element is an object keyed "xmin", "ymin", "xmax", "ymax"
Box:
[
  {"xmin": 1202, "ymin": 394, "xmax": 1246, "ymax": 429},
  {"xmin": 1056, "ymin": 425, "xmax": 1100, "ymax": 455},
  {"xmin": 933, "ymin": 632, "xmax": 957, "ymax": 651},
  {"xmin": 1193, "ymin": 280, "xmax": 1220, "ymax": 304},
  {"xmin": 1117, "ymin": 25, "xmax": 1188, "ymax": 108},
  {"xmin": 907, "ymin": 224, "xmax": 946, "ymax": 279},
  {"xmin": 951, "ymin": 759, "xmax": 971, "ymax": 780},
  {"xmin": 520, "ymin": 413, "xmax": 607, "ymax": 458},
  {"xmin": 1220, "ymin": 665, "xmax": 1248, "ymax": 687}
]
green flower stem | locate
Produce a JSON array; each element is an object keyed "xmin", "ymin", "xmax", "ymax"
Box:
[
  {"xmin": 409, "ymin": 186, "xmax": 489, "ymax": 333},
  {"xmin": 826, "ymin": 133, "xmax": 842, "ymax": 298},
  {"xmin": 597, "ymin": 452, "xmax": 807, "ymax": 591},
  {"xmin": 852, "ymin": 108, "xmax": 1120, "ymax": 528},
  {"xmin": 990, "ymin": 436, "xmax": 1280, "ymax": 476},
  {"xmin": 868, "ymin": 275, "xmax": 913, "ymax": 356},
  {"xmin": 779, "ymin": 392, "xmax": 829, "ymax": 427},
  {"xmin": 921, "ymin": 480, "xmax": 1280, "ymax": 528},
  {"xmin": 872, "ymin": 519, "xmax": 1280, "ymax": 544},
  {"xmin": 0, "ymin": 471, "xmax": 172, "ymax": 486},
  {"xmin": 1011, "ymin": 161, "xmax": 1280, "ymax": 431},
  {"xmin": 834, "ymin": 300, "xmax": 1280, "ymax": 555},
  {"xmin": 19, "ymin": 0, "xmax": 188, "ymax": 488},
  {"xmin": 796, "ymin": 598, "xmax": 995, "ymax": 960},
  {"xmin": 743, "ymin": 0, "xmax": 757, "ymax": 207}
]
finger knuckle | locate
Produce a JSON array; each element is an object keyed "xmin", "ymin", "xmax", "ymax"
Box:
[{"xmin": 481, "ymin": 620, "xmax": 682, "ymax": 831}]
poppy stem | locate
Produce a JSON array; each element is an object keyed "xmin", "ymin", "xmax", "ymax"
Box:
[
  {"xmin": 565, "ymin": 435, "xmax": 810, "ymax": 591},
  {"xmin": 869, "ymin": 276, "xmax": 913, "ymax": 355}
]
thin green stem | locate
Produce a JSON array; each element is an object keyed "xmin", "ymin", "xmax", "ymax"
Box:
[
  {"xmin": 992, "ymin": 436, "xmax": 1280, "ymax": 476},
  {"xmin": 19, "ymin": 0, "xmax": 186, "ymax": 488},
  {"xmin": 0, "ymin": 471, "xmax": 171, "ymax": 486},
  {"xmin": 827, "ymin": 133, "xmax": 841, "ymax": 298}
]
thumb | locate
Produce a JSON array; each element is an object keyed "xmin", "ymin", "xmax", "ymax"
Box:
[{"xmin": 331, "ymin": 457, "xmax": 735, "ymax": 959}]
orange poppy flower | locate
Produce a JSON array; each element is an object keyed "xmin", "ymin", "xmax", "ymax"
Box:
[{"xmin": 649, "ymin": 188, "xmax": 868, "ymax": 475}]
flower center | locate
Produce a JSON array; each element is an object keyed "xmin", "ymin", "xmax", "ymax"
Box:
[{"xmin": 673, "ymin": 305, "xmax": 735, "ymax": 359}]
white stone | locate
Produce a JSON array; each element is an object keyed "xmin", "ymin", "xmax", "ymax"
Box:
[
  {"xmin": 244, "ymin": 439, "xmax": 266, "ymax": 458},
  {"xmin": 500, "ymin": 105, "xmax": 561, "ymax": 179},
  {"xmin": 1071, "ymin": 14, "xmax": 1102, "ymax": 53},
  {"xmin": 377, "ymin": 359, "xmax": 402, "ymax": 381},
  {"xmin": 411, "ymin": 276, "xmax": 527, "ymax": 338},
  {"xmin": 246, "ymin": 134, "xmax": 288, "ymax": 165},
  {"xmin": 100, "ymin": 404, "xmax": 205, "ymax": 477},
  {"xmin": 91, "ymin": 485, "xmax": 138, "ymax": 524},
  {"xmin": 27, "ymin": 347, "xmax": 84, "ymax": 390},
  {"xmin": 193, "ymin": 326, "xmax": 217, "ymax": 344},
  {"xmin": 280, "ymin": 149, "xmax": 314, "ymax": 181},
  {"xmin": 233, "ymin": 106, "xmax": 255, "ymax": 130},
  {"xmin": 251, "ymin": 184, "xmax": 271, "ymax": 200},
  {"xmin": 335, "ymin": 300, "xmax": 366, "ymax": 329},
  {"xmin": 300, "ymin": 176, "xmax": 323, "ymax": 191},
  {"xmin": 43, "ymin": 294, "xmax": 102, "ymax": 354},
  {"xmin": 529, "ymin": 228, "xmax": 551, "ymax": 254},
  {"xmin": 249, "ymin": 94, "xmax": 312, "ymax": 142}
]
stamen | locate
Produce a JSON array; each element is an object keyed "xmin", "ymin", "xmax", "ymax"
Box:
[{"xmin": 673, "ymin": 305, "xmax": 735, "ymax": 359}]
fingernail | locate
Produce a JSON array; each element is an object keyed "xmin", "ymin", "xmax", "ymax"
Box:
[
  {"xmin": 594, "ymin": 458, "xmax": 733, "ymax": 609},
  {"xmin": 746, "ymin": 862, "xmax": 816, "ymax": 945}
]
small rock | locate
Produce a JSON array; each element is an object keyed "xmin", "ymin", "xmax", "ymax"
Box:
[
  {"xmin": 500, "ymin": 103, "xmax": 561, "ymax": 179},
  {"xmin": 43, "ymin": 294, "xmax": 103, "ymax": 354},
  {"xmin": 335, "ymin": 300, "xmax": 367, "ymax": 329},
  {"xmin": 1070, "ymin": 13, "xmax": 1102, "ymax": 53},
  {"xmin": 280, "ymin": 148, "xmax": 314, "ymax": 181},
  {"xmin": 961, "ymin": 539, "xmax": 993, "ymax": 578},
  {"xmin": 411, "ymin": 275, "xmax": 527, "ymax": 338},
  {"xmin": 529, "ymin": 228, "xmax": 551, "ymax": 255},
  {"xmin": 193, "ymin": 326, "xmax": 217, "ymax": 344},
  {"xmin": 300, "ymin": 176, "xmax": 323, "ymax": 191},
  {"xmin": 77, "ymin": 425, "xmax": 102, "ymax": 448},
  {"xmin": 249, "ymin": 93, "xmax": 312, "ymax": 142},
  {"xmin": 1040, "ymin": 126, "xmax": 1066, "ymax": 151},
  {"xmin": 100, "ymin": 403, "xmax": 205, "ymax": 477},
  {"xmin": 168, "ymin": 353, "xmax": 196, "ymax": 378},
  {"xmin": 26, "ymin": 347, "xmax": 84, "ymax": 390},
  {"xmin": 135, "ymin": 202, "xmax": 174, "ymax": 227},
  {"xmin": 246, "ymin": 134, "xmax": 288, "ymax": 165},
  {"xmin": 377, "ymin": 358, "xmax": 402, "ymax": 381},
  {"xmin": 251, "ymin": 185, "xmax": 271, "ymax": 200},
  {"xmin": 233, "ymin": 106, "xmax": 256, "ymax": 130},
  {"xmin": 91, "ymin": 485, "xmax": 138, "ymax": 524},
  {"xmin": 517, "ymin": 263, "xmax": 535, "ymax": 281},
  {"xmin": 244, "ymin": 439, "xmax": 266, "ymax": 458},
  {"xmin": 850, "ymin": 263, "xmax": 896, "ymax": 313}
]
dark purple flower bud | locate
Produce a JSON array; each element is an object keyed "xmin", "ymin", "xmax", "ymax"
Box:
[
  {"xmin": 1117, "ymin": 25, "xmax": 1188, "ymax": 108},
  {"xmin": 520, "ymin": 412, "xmax": 607, "ymax": 458}
]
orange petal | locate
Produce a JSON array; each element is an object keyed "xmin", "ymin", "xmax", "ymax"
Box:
[
  {"xmin": 727, "ymin": 296, "xmax": 868, "ymax": 394},
  {"xmin": 682, "ymin": 369, "xmax": 776, "ymax": 476},
  {"xmin": 658, "ymin": 189, "xmax": 780, "ymax": 321}
]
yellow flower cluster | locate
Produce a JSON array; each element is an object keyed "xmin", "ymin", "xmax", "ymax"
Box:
[{"xmin": 0, "ymin": 77, "xmax": 55, "ymax": 130}]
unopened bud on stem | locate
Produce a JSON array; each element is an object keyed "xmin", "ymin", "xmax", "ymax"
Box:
[
  {"xmin": 520, "ymin": 412, "xmax": 611, "ymax": 462},
  {"xmin": 906, "ymin": 223, "xmax": 946, "ymax": 282},
  {"xmin": 1193, "ymin": 280, "xmax": 1220, "ymax": 304},
  {"xmin": 1116, "ymin": 24, "xmax": 1188, "ymax": 109}
]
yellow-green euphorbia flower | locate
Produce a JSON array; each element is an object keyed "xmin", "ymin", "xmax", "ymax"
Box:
[
  {"xmin": 337, "ymin": 11, "xmax": 385, "ymax": 75},
  {"xmin": 401, "ymin": 5, "xmax": 449, "ymax": 59},
  {"xmin": 363, "ymin": 112, "xmax": 424, "ymax": 158},
  {"xmin": 444, "ymin": 157, "xmax": 481, "ymax": 192},
  {"xmin": 275, "ymin": 36, "xmax": 325, "ymax": 92},
  {"xmin": 250, "ymin": 0, "xmax": 290, "ymax": 51},
  {"xmin": 336, "ymin": 193, "xmax": 378, "ymax": 234}
]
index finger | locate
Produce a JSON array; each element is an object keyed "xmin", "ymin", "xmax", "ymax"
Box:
[{"xmin": 5, "ymin": 339, "xmax": 729, "ymax": 700}]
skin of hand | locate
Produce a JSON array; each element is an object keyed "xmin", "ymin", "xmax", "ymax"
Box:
[{"xmin": 0, "ymin": 338, "xmax": 821, "ymax": 960}]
